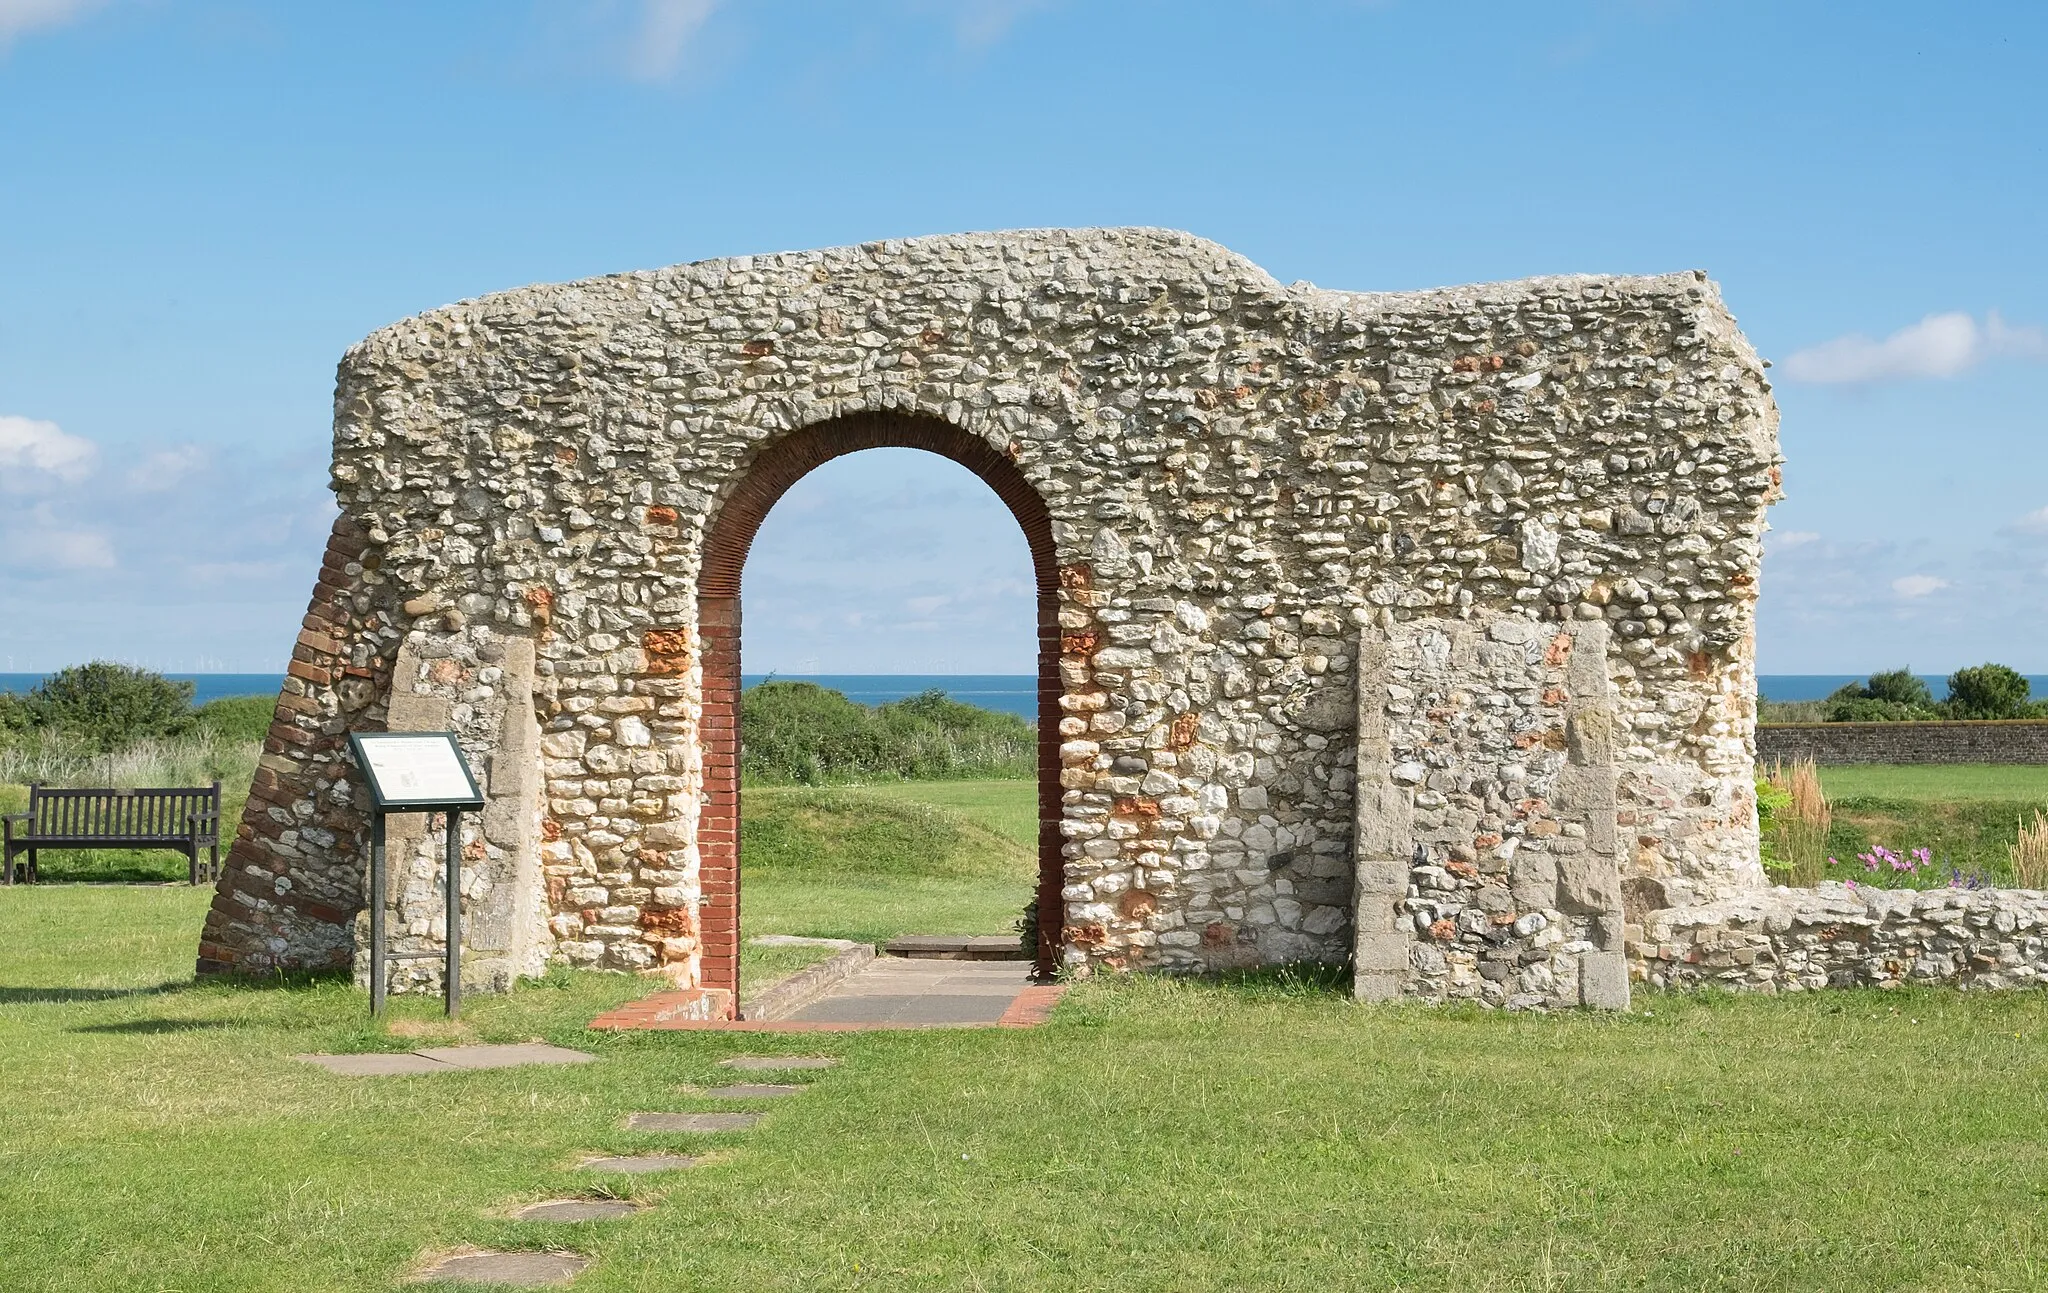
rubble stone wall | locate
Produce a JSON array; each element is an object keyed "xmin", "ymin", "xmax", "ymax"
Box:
[
  {"xmin": 1757, "ymin": 720, "xmax": 2048, "ymax": 766},
  {"xmin": 1635, "ymin": 882, "xmax": 2048, "ymax": 993},
  {"xmin": 194, "ymin": 227, "xmax": 1780, "ymax": 1001}
]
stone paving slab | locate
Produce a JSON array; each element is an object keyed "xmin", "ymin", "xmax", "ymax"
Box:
[
  {"xmin": 883, "ymin": 934, "xmax": 1031, "ymax": 960},
  {"xmin": 701, "ymin": 1083, "xmax": 803, "ymax": 1099},
  {"xmin": 297, "ymin": 1052, "xmax": 452, "ymax": 1077},
  {"xmin": 413, "ymin": 1044, "xmax": 596, "ymax": 1070},
  {"xmin": 625, "ymin": 1111, "xmax": 761, "ymax": 1133},
  {"xmin": 414, "ymin": 1249, "xmax": 588, "ymax": 1285},
  {"xmin": 513, "ymin": 1199, "xmax": 639, "ymax": 1222},
  {"xmin": 297, "ymin": 1044, "xmax": 595, "ymax": 1077},
  {"xmin": 576, "ymin": 1153, "xmax": 702, "ymax": 1174},
  {"xmin": 718, "ymin": 1055, "xmax": 839, "ymax": 1070}
]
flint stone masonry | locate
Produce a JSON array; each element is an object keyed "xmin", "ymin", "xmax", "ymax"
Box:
[
  {"xmin": 192, "ymin": 227, "xmax": 1780, "ymax": 1009},
  {"xmin": 1357, "ymin": 613, "xmax": 1631, "ymax": 1010},
  {"xmin": 1757, "ymin": 720, "xmax": 2048, "ymax": 766},
  {"xmin": 1634, "ymin": 881, "xmax": 2048, "ymax": 992}
]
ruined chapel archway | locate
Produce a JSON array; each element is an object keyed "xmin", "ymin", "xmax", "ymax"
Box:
[{"xmin": 695, "ymin": 411, "xmax": 1064, "ymax": 1005}]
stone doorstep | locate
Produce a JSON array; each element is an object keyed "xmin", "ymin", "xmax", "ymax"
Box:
[
  {"xmin": 883, "ymin": 934, "xmax": 1031, "ymax": 961},
  {"xmin": 625, "ymin": 1111, "xmax": 761, "ymax": 1133},
  {"xmin": 588, "ymin": 983, "xmax": 1067, "ymax": 1033},
  {"xmin": 740, "ymin": 942, "xmax": 876, "ymax": 1022},
  {"xmin": 412, "ymin": 1249, "xmax": 589, "ymax": 1287},
  {"xmin": 296, "ymin": 1044, "xmax": 596, "ymax": 1076}
]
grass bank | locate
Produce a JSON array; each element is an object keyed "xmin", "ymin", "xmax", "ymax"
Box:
[
  {"xmin": 7, "ymin": 886, "xmax": 2048, "ymax": 1289},
  {"xmin": 1810, "ymin": 764, "xmax": 2048, "ymax": 886},
  {"xmin": 740, "ymin": 781, "xmax": 1035, "ymax": 949}
]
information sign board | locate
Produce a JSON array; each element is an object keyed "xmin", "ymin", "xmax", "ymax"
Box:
[{"xmin": 346, "ymin": 732, "xmax": 484, "ymax": 812}]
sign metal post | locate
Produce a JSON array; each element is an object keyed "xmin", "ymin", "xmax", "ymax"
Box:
[{"xmin": 347, "ymin": 732, "xmax": 485, "ymax": 1018}]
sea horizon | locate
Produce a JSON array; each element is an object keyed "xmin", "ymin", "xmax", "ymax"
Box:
[{"xmin": 5, "ymin": 672, "xmax": 2045, "ymax": 717}]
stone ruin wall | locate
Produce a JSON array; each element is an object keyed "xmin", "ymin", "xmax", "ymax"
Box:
[{"xmin": 194, "ymin": 227, "xmax": 1781, "ymax": 1006}]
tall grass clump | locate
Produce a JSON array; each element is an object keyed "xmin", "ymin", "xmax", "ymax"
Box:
[
  {"xmin": 741, "ymin": 681, "xmax": 1034, "ymax": 783},
  {"xmin": 0, "ymin": 726, "xmax": 260, "ymax": 790},
  {"xmin": 1760, "ymin": 757, "xmax": 1831, "ymax": 886},
  {"xmin": 2009, "ymin": 812, "xmax": 2048, "ymax": 889}
]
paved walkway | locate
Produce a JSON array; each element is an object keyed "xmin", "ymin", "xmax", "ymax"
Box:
[
  {"xmin": 590, "ymin": 957, "xmax": 1064, "ymax": 1031},
  {"xmin": 783, "ymin": 958, "xmax": 1039, "ymax": 1025}
]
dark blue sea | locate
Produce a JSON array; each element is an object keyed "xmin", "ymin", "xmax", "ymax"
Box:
[
  {"xmin": 0, "ymin": 673, "xmax": 285, "ymax": 707},
  {"xmin": 5, "ymin": 672, "xmax": 2038, "ymax": 716},
  {"xmin": 743, "ymin": 674, "xmax": 1038, "ymax": 718},
  {"xmin": 1755, "ymin": 675, "xmax": 2048, "ymax": 703},
  {"xmin": 0, "ymin": 672, "xmax": 1043, "ymax": 718}
]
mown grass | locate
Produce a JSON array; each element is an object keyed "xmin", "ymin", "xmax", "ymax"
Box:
[
  {"xmin": 1817, "ymin": 763, "xmax": 2048, "ymax": 802},
  {"xmin": 8, "ymin": 885, "xmax": 2048, "ymax": 1290}
]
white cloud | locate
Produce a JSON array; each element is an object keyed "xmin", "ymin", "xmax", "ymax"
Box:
[
  {"xmin": 1781, "ymin": 311, "xmax": 2048, "ymax": 385},
  {"xmin": 1769, "ymin": 529, "xmax": 1821, "ymax": 550},
  {"xmin": 0, "ymin": 414, "xmax": 97, "ymax": 491},
  {"xmin": 625, "ymin": 0, "xmax": 718, "ymax": 80},
  {"xmin": 2011, "ymin": 507, "xmax": 2048, "ymax": 536},
  {"xmin": 1892, "ymin": 574, "xmax": 1948, "ymax": 599},
  {"xmin": 0, "ymin": 0, "xmax": 105, "ymax": 44},
  {"xmin": 0, "ymin": 506, "xmax": 115, "ymax": 570},
  {"xmin": 123, "ymin": 445, "xmax": 207, "ymax": 493}
]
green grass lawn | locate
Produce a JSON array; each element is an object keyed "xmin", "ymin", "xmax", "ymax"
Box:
[{"xmin": 9, "ymin": 886, "xmax": 2048, "ymax": 1289}]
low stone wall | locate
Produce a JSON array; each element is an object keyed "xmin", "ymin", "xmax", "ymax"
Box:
[
  {"xmin": 1757, "ymin": 720, "xmax": 2048, "ymax": 765},
  {"xmin": 1633, "ymin": 882, "xmax": 2048, "ymax": 992}
]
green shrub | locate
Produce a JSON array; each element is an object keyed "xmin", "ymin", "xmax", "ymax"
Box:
[
  {"xmin": 1822, "ymin": 668, "xmax": 1939, "ymax": 721},
  {"xmin": 741, "ymin": 682, "xmax": 1033, "ymax": 783},
  {"xmin": 1, "ymin": 663, "xmax": 195, "ymax": 751},
  {"xmin": 192, "ymin": 695, "xmax": 275, "ymax": 744},
  {"xmin": 1942, "ymin": 663, "xmax": 2035, "ymax": 720},
  {"xmin": 1866, "ymin": 668, "xmax": 1937, "ymax": 709}
]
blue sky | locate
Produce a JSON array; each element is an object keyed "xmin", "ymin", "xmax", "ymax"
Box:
[{"xmin": 1, "ymin": 1, "xmax": 2043, "ymax": 675}]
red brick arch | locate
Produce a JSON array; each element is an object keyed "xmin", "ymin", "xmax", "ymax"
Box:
[{"xmin": 696, "ymin": 411, "xmax": 1064, "ymax": 1013}]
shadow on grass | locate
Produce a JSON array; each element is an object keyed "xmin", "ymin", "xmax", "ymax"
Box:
[
  {"xmin": 2, "ymin": 968, "xmax": 348, "ymax": 1006},
  {"xmin": 69, "ymin": 1017, "xmax": 237, "ymax": 1034},
  {"xmin": 0, "ymin": 983, "xmax": 186, "ymax": 1004}
]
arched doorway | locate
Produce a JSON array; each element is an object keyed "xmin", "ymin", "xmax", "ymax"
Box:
[{"xmin": 696, "ymin": 411, "xmax": 1063, "ymax": 1012}]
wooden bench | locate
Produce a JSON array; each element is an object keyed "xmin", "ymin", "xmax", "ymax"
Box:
[{"xmin": 3, "ymin": 782, "xmax": 222, "ymax": 886}]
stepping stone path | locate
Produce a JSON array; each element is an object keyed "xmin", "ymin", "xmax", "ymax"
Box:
[
  {"xmin": 625, "ymin": 1111, "xmax": 761, "ymax": 1133},
  {"xmin": 404, "ymin": 1049, "xmax": 846, "ymax": 1283},
  {"xmin": 702, "ymin": 1083, "xmax": 803, "ymax": 1099},
  {"xmin": 415, "ymin": 1250, "xmax": 589, "ymax": 1286},
  {"xmin": 576, "ymin": 1153, "xmax": 702, "ymax": 1175},
  {"xmin": 296, "ymin": 1043, "xmax": 595, "ymax": 1076},
  {"xmin": 513, "ymin": 1199, "xmax": 639, "ymax": 1222},
  {"xmin": 718, "ymin": 1055, "xmax": 839, "ymax": 1071}
]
